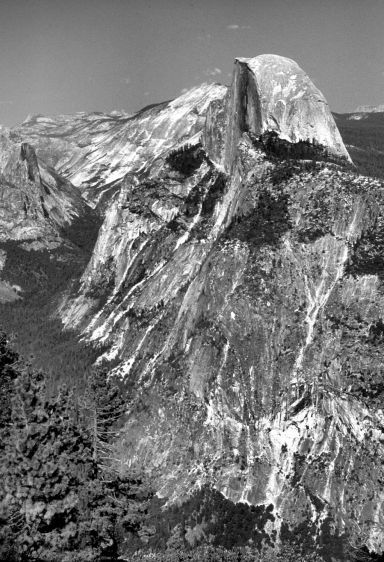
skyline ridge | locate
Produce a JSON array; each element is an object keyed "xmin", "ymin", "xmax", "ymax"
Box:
[{"xmin": 0, "ymin": 0, "xmax": 383, "ymax": 126}]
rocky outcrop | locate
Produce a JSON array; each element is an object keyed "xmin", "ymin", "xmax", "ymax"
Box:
[
  {"xmin": 0, "ymin": 128, "xmax": 89, "ymax": 244},
  {"xmin": 220, "ymin": 54, "xmax": 351, "ymax": 170}
]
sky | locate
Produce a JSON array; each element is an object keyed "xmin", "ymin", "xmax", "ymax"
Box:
[{"xmin": 0, "ymin": 0, "xmax": 383, "ymax": 126}]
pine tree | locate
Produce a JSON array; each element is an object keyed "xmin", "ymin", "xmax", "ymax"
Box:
[
  {"xmin": 0, "ymin": 330, "xmax": 19, "ymax": 431},
  {"xmin": 0, "ymin": 360, "xmax": 151, "ymax": 561},
  {"xmin": 79, "ymin": 366, "xmax": 126, "ymax": 468}
]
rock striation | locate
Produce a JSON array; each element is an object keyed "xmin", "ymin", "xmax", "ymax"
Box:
[
  {"xmin": 6, "ymin": 53, "xmax": 384, "ymax": 557},
  {"xmin": 215, "ymin": 54, "xmax": 351, "ymax": 169}
]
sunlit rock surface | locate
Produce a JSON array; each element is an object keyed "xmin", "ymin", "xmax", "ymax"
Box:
[
  {"xmin": 15, "ymin": 55, "xmax": 349, "ymax": 205},
  {"xmin": 63, "ymin": 138, "xmax": 384, "ymax": 552},
  {"xmin": 221, "ymin": 54, "xmax": 351, "ymax": 169},
  {"xmin": 9, "ymin": 54, "xmax": 384, "ymax": 555},
  {"xmin": 16, "ymin": 84, "xmax": 227, "ymax": 208}
]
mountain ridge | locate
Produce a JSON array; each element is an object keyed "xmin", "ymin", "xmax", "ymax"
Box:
[
  {"xmin": 1, "ymin": 54, "xmax": 384, "ymax": 559},
  {"xmin": 354, "ymin": 104, "xmax": 384, "ymax": 113},
  {"xmin": 15, "ymin": 84, "xmax": 227, "ymax": 210}
]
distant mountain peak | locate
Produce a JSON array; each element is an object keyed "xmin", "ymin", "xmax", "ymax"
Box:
[
  {"xmin": 354, "ymin": 103, "xmax": 384, "ymax": 113},
  {"xmin": 0, "ymin": 129, "xmax": 88, "ymax": 244}
]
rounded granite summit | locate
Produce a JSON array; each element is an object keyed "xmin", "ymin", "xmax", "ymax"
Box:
[{"xmin": 225, "ymin": 53, "xmax": 351, "ymax": 165}]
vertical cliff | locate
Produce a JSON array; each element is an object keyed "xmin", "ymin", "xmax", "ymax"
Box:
[
  {"xmin": 205, "ymin": 54, "xmax": 351, "ymax": 171},
  {"xmin": 31, "ymin": 54, "xmax": 384, "ymax": 556}
]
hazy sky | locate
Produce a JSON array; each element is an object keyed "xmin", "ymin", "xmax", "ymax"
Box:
[{"xmin": 0, "ymin": 0, "xmax": 383, "ymax": 126}]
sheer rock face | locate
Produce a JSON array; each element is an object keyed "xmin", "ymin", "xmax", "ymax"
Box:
[
  {"xmin": 0, "ymin": 129, "xmax": 87, "ymax": 244},
  {"xmin": 221, "ymin": 54, "xmax": 351, "ymax": 169}
]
